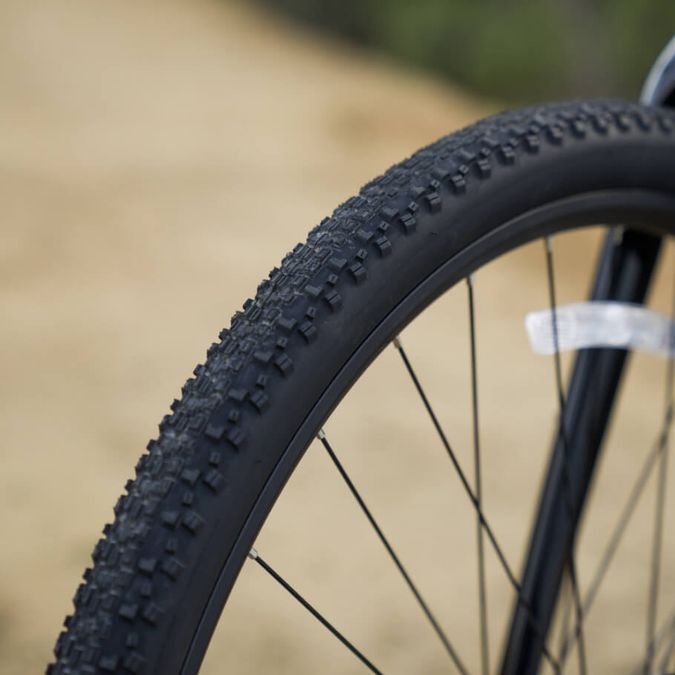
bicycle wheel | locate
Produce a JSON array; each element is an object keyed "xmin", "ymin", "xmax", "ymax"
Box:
[{"xmin": 49, "ymin": 99, "xmax": 675, "ymax": 675}]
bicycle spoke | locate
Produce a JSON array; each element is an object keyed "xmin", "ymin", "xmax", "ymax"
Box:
[
  {"xmin": 645, "ymin": 440, "xmax": 670, "ymax": 674},
  {"xmin": 393, "ymin": 335, "xmax": 560, "ymax": 672},
  {"xmin": 633, "ymin": 604, "xmax": 675, "ymax": 675},
  {"xmin": 544, "ymin": 236, "xmax": 589, "ymax": 675},
  {"xmin": 556, "ymin": 571, "xmax": 573, "ymax": 663},
  {"xmin": 248, "ymin": 548, "xmax": 384, "ymax": 675},
  {"xmin": 643, "ymin": 275, "xmax": 675, "ymax": 674},
  {"xmin": 559, "ymin": 421, "xmax": 671, "ymax": 664},
  {"xmin": 316, "ymin": 429, "xmax": 468, "ymax": 674},
  {"xmin": 467, "ymin": 275, "xmax": 490, "ymax": 675},
  {"xmin": 658, "ymin": 628, "xmax": 675, "ymax": 674}
]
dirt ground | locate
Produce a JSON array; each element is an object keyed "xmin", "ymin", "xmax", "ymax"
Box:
[{"xmin": 1, "ymin": 1, "xmax": 674, "ymax": 674}]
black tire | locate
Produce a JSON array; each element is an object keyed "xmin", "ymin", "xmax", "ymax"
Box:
[{"xmin": 49, "ymin": 100, "xmax": 675, "ymax": 675}]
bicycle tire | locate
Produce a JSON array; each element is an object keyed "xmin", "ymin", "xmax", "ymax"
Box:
[{"xmin": 49, "ymin": 99, "xmax": 675, "ymax": 675}]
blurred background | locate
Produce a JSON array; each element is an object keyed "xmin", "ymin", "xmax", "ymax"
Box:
[
  {"xmin": 2, "ymin": 0, "xmax": 675, "ymax": 673},
  {"xmin": 260, "ymin": 0, "xmax": 675, "ymax": 103}
]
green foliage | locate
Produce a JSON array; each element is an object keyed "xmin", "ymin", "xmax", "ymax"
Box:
[{"xmin": 259, "ymin": 0, "xmax": 675, "ymax": 103}]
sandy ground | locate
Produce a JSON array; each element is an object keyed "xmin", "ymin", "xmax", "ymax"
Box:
[{"xmin": 1, "ymin": 1, "xmax": 674, "ymax": 674}]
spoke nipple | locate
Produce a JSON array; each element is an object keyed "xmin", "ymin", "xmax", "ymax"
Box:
[
  {"xmin": 544, "ymin": 235, "xmax": 554, "ymax": 253},
  {"xmin": 248, "ymin": 547, "xmax": 259, "ymax": 560},
  {"xmin": 393, "ymin": 335, "xmax": 402, "ymax": 350},
  {"xmin": 317, "ymin": 428, "xmax": 326, "ymax": 441},
  {"xmin": 613, "ymin": 226, "xmax": 625, "ymax": 246},
  {"xmin": 467, "ymin": 274, "xmax": 475, "ymax": 288}
]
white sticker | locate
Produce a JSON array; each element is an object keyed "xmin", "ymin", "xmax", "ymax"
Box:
[{"xmin": 526, "ymin": 302, "xmax": 675, "ymax": 357}]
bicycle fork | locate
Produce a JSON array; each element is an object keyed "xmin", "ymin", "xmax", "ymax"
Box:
[{"xmin": 500, "ymin": 228, "xmax": 662, "ymax": 675}]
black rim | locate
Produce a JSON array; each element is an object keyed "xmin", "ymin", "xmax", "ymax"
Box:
[{"xmin": 181, "ymin": 189, "xmax": 675, "ymax": 674}]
